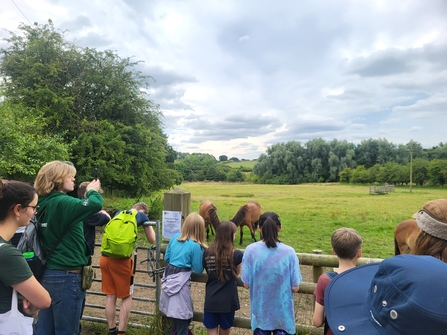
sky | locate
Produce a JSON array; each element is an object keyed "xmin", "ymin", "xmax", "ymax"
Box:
[{"xmin": 2, "ymin": 1, "xmax": 447, "ymax": 160}]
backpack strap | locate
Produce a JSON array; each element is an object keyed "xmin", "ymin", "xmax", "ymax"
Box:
[{"xmin": 326, "ymin": 271, "xmax": 338, "ymax": 279}]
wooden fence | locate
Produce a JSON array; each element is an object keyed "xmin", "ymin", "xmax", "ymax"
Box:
[
  {"xmin": 369, "ymin": 184, "xmax": 395, "ymax": 194},
  {"xmin": 83, "ymin": 235, "xmax": 382, "ymax": 335},
  {"xmin": 188, "ymin": 248, "xmax": 382, "ymax": 335}
]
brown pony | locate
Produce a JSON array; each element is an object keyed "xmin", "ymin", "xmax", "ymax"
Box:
[
  {"xmin": 199, "ymin": 200, "xmax": 221, "ymax": 241},
  {"xmin": 394, "ymin": 219, "xmax": 421, "ymax": 255},
  {"xmin": 231, "ymin": 201, "xmax": 261, "ymax": 245}
]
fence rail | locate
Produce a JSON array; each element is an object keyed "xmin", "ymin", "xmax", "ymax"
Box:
[
  {"xmin": 84, "ymin": 231, "xmax": 383, "ymax": 335},
  {"xmin": 178, "ymin": 248, "xmax": 381, "ymax": 334}
]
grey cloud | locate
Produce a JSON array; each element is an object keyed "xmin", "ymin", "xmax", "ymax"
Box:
[
  {"xmin": 153, "ymin": 88, "xmax": 194, "ymax": 111},
  {"xmin": 60, "ymin": 15, "xmax": 91, "ymax": 32},
  {"xmin": 345, "ymin": 43, "xmax": 447, "ymax": 79},
  {"xmin": 75, "ymin": 32, "xmax": 112, "ymax": 48},
  {"xmin": 183, "ymin": 114, "xmax": 282, "ymax": 142},
  {"xmin": 345, "ymin": 49, "xmax": 417, "ymax": 77},
  {"xmin": 270, "ymin": 117, "xmax": 365, "ymax": 144},
  {"xmin": 216, "ymin": 7, "xmax": 348, "ymax": 76},
  {"xmin": 136, "ymin": 64, "xmax": 197, "ymax": 87},
  {"xmin": 392, "ymin": 94, "xmax": 447, "ymax": 116}
]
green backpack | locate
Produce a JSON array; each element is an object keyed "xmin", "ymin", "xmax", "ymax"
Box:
[{"xmin": 101, "ymin": 210, "xmax": 138, "ymax": 258}]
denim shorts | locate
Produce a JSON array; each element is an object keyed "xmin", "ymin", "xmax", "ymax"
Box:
[
  {"xmin": 35, "ymin": 269, "xmax": 85, "ymax": 335},
  {"xmin": 203, "ymin": 311, "xmax": 235, "ymax": 330},
  {"xmin": 253, "ymin": 328, "xmax": 291, "ymax": 335}
]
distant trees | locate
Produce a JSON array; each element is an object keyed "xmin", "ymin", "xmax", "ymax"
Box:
[
  {"xmin": 0, "ymin": 21, "xmax": 179, "ymax": 196},
  {"xmin": 173, "ymin": 153, "xmax": 245, "ymax": 182},
  {"xmin": 252, "ymin": 138, "xmax": 447, "ymax": 186}
]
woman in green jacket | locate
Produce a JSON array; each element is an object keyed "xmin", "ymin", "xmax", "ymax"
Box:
[{"xmin": 34, "ymin": 161, "xmax": 103, "ymax": 335}]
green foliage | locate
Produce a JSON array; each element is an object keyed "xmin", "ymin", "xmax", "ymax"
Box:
[
  {"xmin": 146, "ymin": 311, "xmax": 173, "ymax": 335},
  {"xmin": 0, "ymin": 21, "xmax": 178, "ymax": 195},
  {"xmin": 173, "ymin": 153, "xmax": 217, "ymax": 181},
  {"xmin": 103, "ymin": 193, "xmax": 164, "ymax": 220},
  {"xmin": 147, "ymin": 195, "xmax": 164, "ymax": 220},
  {"xmin": 428, "ymin": 159, "xmax": 447, "ymax": 185},
  {"xmin": 351, "ymin": 165, "xmax": 373, "ymax": 184},
  {"xmin": 0, "ymin": 102, "xmax": 69, "ymax": 180},
  {"xmin": 226, "ymin": 168, "xmax": 245, "ymax": 182},
  {"xmin": 338, "ymin": 167, "xmax": 352, "ymax": 183},
  {"xmin": 218, "ymin": 155, "xmax": 228, "ymax": 161},
  {"xmin": 412, "ymin": 158, "xmax": 429, "ymax": 185}
]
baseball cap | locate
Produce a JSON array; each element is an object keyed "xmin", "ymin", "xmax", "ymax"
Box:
[{"xmin": 325, "ymin": 254, "xmax": 447, "ymax": 335}]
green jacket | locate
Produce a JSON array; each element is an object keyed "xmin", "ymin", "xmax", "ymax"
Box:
[{"xmin": 38, "ymin": 190, "xmax": 104, "ymax": 270}]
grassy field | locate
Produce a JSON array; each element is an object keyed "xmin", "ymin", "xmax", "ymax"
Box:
[
  {"xmin": 171, "ymin": 182, "xmax": 447, "ymax": 259},
  {"xmin": 224, "ymin": 160, "xmax": 257, "ymax": 169},
  {"xmin": 90, "ymin": 182, "xmax": 446, "ymax": 335}
]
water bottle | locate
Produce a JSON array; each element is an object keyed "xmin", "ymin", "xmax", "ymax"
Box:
[{"xmin": 23, "ymin": 251, "xmax": 35, "ymax": 261}]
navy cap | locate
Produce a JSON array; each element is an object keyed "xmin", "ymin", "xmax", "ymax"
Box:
[{"xmin": 326, "ymin": 255, "xmax": 447, "ymax": 335}]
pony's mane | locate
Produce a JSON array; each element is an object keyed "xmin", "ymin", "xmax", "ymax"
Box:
[
  {"xmin": 232, "ymin": 205, "xmax": 248, "ymax": 226},
  {"xmin": 208, "ymin": 206, "xmax": 220, "ymax": 229}
]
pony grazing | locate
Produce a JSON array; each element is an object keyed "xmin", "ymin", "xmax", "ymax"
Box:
[
  {"xmin": 199, "ymin": 200, "xmax": 221, "ymax": 241},
  {"xmin": 231, "ymin": 201, "xmax": 261, "ymax": 245},
  {"xmin": 394, "ymin": 219, "xmax": 421, "ymax": 255}
]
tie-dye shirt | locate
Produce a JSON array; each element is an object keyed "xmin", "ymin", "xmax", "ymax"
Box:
[{"xmin": 241, "ymin": 241, "xmax": 302, "ymax": 334}]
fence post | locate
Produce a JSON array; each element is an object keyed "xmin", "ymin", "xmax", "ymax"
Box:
[
  {"xmin": 154, "ymin": 220, "xmax": 161, "ymax": 307},
  {"xmin": 163, "ymin": 189, "xmax": 191, "ymax": 226},
  {"xmin": 311, "ymin": 250, "xmax": 323, "ymax": 311}
]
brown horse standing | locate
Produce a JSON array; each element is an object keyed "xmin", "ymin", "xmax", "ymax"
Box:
[
  {"xmin": 394, "ymin": 219, "xmax": 421, "ymax": 255},
  {"xmin": 231, "ymin": 201, "xmax": 261, "ymax": 245},
  {"xmin": 199, "ymin": 200, "xmax": 220, "ymax": 241}
]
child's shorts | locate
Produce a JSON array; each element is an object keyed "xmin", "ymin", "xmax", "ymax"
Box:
[{"xmin": 203, "ymin": 311, "xmax": 235, "ymax": 330}]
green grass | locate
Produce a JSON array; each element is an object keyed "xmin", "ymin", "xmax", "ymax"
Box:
[
  {"xmin": 179, "ymin": 182, "xmax": 446, "ymax": 259},
  {"xmin": 224, "ymin": 160, "xmax": 257, "ymax": 170}
]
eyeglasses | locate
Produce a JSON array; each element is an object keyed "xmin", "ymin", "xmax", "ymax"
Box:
[{"xmin": 27, "ymin": 205, "xmax": 39, "ymax": 213}]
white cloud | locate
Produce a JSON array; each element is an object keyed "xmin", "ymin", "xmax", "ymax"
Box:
[{"xmin": 2, "ymin": 0, "xmax": 447, "ymax": 159}]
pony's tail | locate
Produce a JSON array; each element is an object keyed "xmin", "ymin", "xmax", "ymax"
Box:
[{"xmin": 394, "ymin": 238, "xmax": 400, "ymax": 255}]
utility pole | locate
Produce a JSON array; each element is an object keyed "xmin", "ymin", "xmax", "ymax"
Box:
[{"xmin": 409, "ymin": 150, "xmax": 413, "ymax": 193}]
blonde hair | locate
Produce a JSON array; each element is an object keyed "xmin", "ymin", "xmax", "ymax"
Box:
[
  {"xmin": 34, "ymin": 161, "xmax": 76, "ymax": 196},
  {"xmin": 177, "ymin": 212, "xmax": 207, "ymax": 248}
]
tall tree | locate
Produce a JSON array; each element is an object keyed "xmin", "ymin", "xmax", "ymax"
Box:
[{"xmin": 0, "ymin": 21, "xmax": 177, "ymax": 195}]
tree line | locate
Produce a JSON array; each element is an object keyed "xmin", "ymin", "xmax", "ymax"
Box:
[
  {"xmin": 171, "ymin": 138, "xmax": 447, "ymax": 186},
  {"xmin": 252, "ymin": 138, "xmax": 447, "ymax": 185},
  {"xmin": 0, "ymin": 21, "xmax": 180, "ymax": 196}
]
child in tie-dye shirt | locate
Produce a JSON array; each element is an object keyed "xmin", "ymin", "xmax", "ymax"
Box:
[{"xmin": 241, "ymin": 213, "xmax": 302, "ymax": 335}]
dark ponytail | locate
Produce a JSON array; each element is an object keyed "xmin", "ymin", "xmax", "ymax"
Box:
[
  {"xmin": 262, "ymin": 217, "xmax": 278, "ymax": 248},
  {"xmin": 0, "ymin": 179, "xmax": 36, "ymax": 221}
]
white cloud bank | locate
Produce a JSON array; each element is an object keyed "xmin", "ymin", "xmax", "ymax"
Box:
[{"xmin": 2, "ymin": 0, "xmax": 447, "ymax": 159}]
